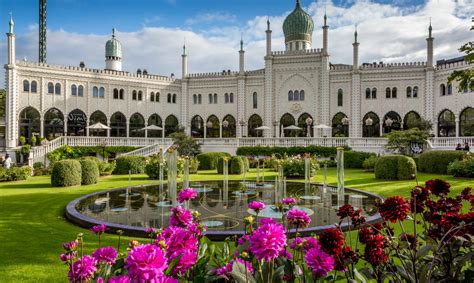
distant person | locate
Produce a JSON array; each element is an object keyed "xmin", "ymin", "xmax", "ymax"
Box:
[
  {"xmin": 464, "ymin": 142, "xmax": 470, "ymax": 152},
  {"xmin": 3, "ymin": 154, "xmax": 11, "ymax": 169},
  {"xmin": 455, "ymin": 143, "xmax": 462, "ymax": 150}
]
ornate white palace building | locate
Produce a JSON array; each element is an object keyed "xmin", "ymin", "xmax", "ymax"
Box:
[{"xmin": 3, "ymin": 0, "xmax": 473, "ymax": 155}]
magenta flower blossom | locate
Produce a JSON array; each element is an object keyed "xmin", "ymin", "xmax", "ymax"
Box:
[
  {"xmin": 178, "ymin": 188, "xmax": 197, "ymax": 203},
  {"xmin": 187, "ymin": 222, "xmax": 205, "ymax": 236},
  {"xmin": 282, "ymin": 197, "xmax": 297, "ymax": 206},
  {"xmin": 60, "ymin": 251, "xmax": 76, "ymax": 262},
  {"xmin": 290, "ymin": 237, "xmax": 320, "ymax": 252},
  {"xmin": 287, "ymin": 208, "xmax": 311, "ymax": 229},
  {"xmin": 248, "ymin": 201, "xmax": 265, "ymax": 213},
  {"xmin": 63, "ymin": 240, "xmax": 78, "ymax": 251},
  {"xmin": 213, "ymin": 258, "xmax": 254, "ymax": 279},
  {"xmin": 157, "ymin": 276, "xmax": 179, "ymax": 283},
  {"xmin": 249, "ymin": 221, "xmax": 287, "ymax": 261},
  {"xmin": 108, "ymin": 275, "xmax": 131, "ymax": 283},
  {"xmin": 145, "ymin": 228, "xmax": 157, "ymax": 238},
  {"xmin": 279, "ymin": 248, "xmax": 294, "ymax": 260},
  {"xmin": 305, "ymin": 247, "xmax": 335, "ymax": 278},
  {"xmin": 92, "ymin": 246, "xmax": 118, "ymax": 265},
  {"xmin": 169, "ymin": 206, "xmax": 194, "ymax": 228},
  {"xmin": 259, "ymin": 218, "xmax": 276, "ymax": 225},
  {"xmin": 90, "ymin": 224, "xmax": 107, "ymax": 235},
  {"xmin": 170, "ymin": 251, "xmax": 197, "ymax": 276},
  {"xmin": 68, "ymin": 255, "xmax": 97, "ymax": 283},
  {"xmin": 125, "ymin": 244, "xmax": 168, "ymax": 282}
]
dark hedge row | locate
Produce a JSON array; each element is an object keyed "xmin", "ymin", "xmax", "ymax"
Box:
[
  {"xmin": 418, "ymin": 150, "xmax": 466, "ymax": 174},
  {"xmin": 236, "ymin": 145, "xmax": 351, "ymax": 158}
]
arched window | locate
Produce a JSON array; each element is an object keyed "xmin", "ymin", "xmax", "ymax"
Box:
[
  {"xmin": 383, "ymin": 111, "xmax": 402, "ymax": 134},
  {"xmin": 92, "ymin": 87, "xmax": 99, "ymax": 98},
  {"xmin": 191, "ymin": 115, "xmax": 204, "ymax": 138},
  {"xmin": 362, "ymin": 112, "xmax": 380, "ymax": 137},
  {"xmin": 198, "ymin": 94, "xmax": 202, "ymax": 104},
  {"xmin": 110, "ymin": 112, "xmax": 127, "ymax": 137},
  {"xmin": 138, "ymin": 91, "xmax": 143, "ymax": 101},
  {"xmin": 406, "ymin": 86, "xmax": 412, "ymax": 98},
  {"xmin": 229, "ymin": 93, "xmax": 234, "ymax": 103},
  {"xmin": 253, "ymin": 92, "xmax": 258, "ymax": 109},
  {"xmin": 372, "ymin": 88, "xmax": 377, "ymax": 99},
  {"xmin": 129, "ymin": 113, "xmax": 145, "ymax": 137},
  {"xmin": 213, "ymin": 93, "xmax": 217, "ymax": 104},
  {"xmin": 403, "ymin": 111, "xmax": 421, "ymax": 130},
  {"xmin": 280, "ymin": 113, "xmax": 296, "ymax": 137},
  {"xmin": 294, "ymin": 90, "xmax": 300, "ymax": 101},
  {"xmin": 447, "ymin": 84, "xmax": 452, "ymax": 95},
  {"xmin": 460, "ymin": 107, "xmax": 474, "ymax": 137},
  {"xmin": 18, "ymin": 107, "xmax": 41, "ymax": 142},
  {"xmin": 151, "ymin": 92, "xmax": 155, "ymax": 102},
  {"xmin": 332, "ymin": 112, "xmax": 349, "ymax": 137},
  {"xmin": 44, "ymin": 108, "xmax": 65, "ymax": 138},
  {"xmin": 208, "ymin": 93, "xmax": 213, "ymax": 104},
  {"xmin": 165, "ymin": 115, "xmax": 179, "ymax": 137},
  {"xmin": 385, "ymin": 87, "xmax": 391, "ymax": 98},
  {"xmin": 337, "ymin": 89, "xmax": 343, "ymax": 107},
  {"xmin": 438, "ymin": 109, "xmax": 455, "ymax": 137},
  {"xmin": 300, "ymin": 90, "xmax": 305, "ymax": 101},
  {"xmin": 392, "ymin": 87, "xmax": 397, "ymax": 98},
  {"xmin": 99, "ymin": 87, "xmax": 105, "ymax": 98},
  {"xmin": 113, "ymin": 89, "xmax": 119, "ymax": 99},
  {"xmin": 172, "ymin": 94, "xmax": 177, "ymax": 103},
  {"xmin": 119, "ymin": 89, "xmax": 124, "ymax": 100},
  {"xmin": 67, "ymin": 109, "xmax": 87, "ymax": 136},
  {"xmin": 413, "ymin": 86, "xmax": 418, "ymax": 98},
  {"xmin": 78, "ymin": 85, "xmax": 84, "ymax": 97},
  {"xmin": 48, "ymin": 82, "xmax": 54, "ymax": 94},
  {"xmin": 31, "ymin": 81, "xmax": 37, "ymax": 93},
  {"xmin": 224, "ymin": 93, "xmax": 229, "ymax": 104},
  {"xmin": 193, "ymin": 94, "xmax": 197, "ymax": 104},
  {"xmin": 156, "ymin": 92, "xmax": 160, "ymax": 102},
  {"xmin": 147, "ymin": 114, "xmax": 163, "ymax": 138},
  {"xmin": 23, "ymin": 80, "xmax": 29, "ymax": 92},
  {"xmin": 297, "ymin": 113, "xmax": 313, "ymax": 137},
  {"xmin": 440, "ymin": 84, "xmax": 446, "ymax": 96},
  {"xmin": 89, "ymin": 110, "xmax": 107, "ymax": 137},
  {"xmin": 247, "ymin": 114, "xmax": 263, "ymax": 137},
  {"xmin": 55, "ymin": 83, "xmax": 61, "ymax": 95},
  {"xmin": 132, "ymin": 90, "xmax": 137, "ymax": 100},
  {"xmin": 71, "ymin": 85, "xmax": 77, "ymax": 96},
  {"xmin": 365, "ymin": 88, "xmax": 371, "ymax": 99},
  {"xmin": 288, "ymin": 90, "xmax": 293, "ymax": 101}
]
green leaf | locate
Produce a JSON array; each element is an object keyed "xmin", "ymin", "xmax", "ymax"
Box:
[
  {"xmin": 354, "ymin": 268, "xmax": 367, "ymax": 283},
  {"xmin": 416, "ymin": 244, "xmax": 433, "ymax": 259},
  {"xmin": 230, "ymin": 261, "xmax": 256, "ymax": 283},
  {"xmin": 164, "ymin": 254, "xmax": 183, "ymax": 275}
]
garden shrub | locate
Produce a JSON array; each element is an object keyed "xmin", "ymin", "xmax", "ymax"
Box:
[
  {"xmin": 236, "ymin": 145, "xmax": 351, "ymax": 158},
  {"xmin": 79, "ymin": 158, "xmax": 100, "ymax": 185},
  {"xmin": 3, "ymin": 166, "xmax": 32, "ymax": 181},
  {"xmin": 113, "ymin": 156, "xmax": 146, "ymax": 174},
  {"xmin": 216, "ymin": 156, "xmax": 230, "ymax": 174},
  {"xmin": 230, "ymin": 156, "xmax": 246, "ymax": 174},
  {"xmin": 418, "ymin": 150, "xmax": 465, "ymax": 174},
  {"xmin": 447, "ymin": 154, "xmax": 474, "ymax": 177},
  {"xmin": 362, "ymin": 156, "xmax": 378, "ymax": 172},
  {"xmin": 344, "ymin": 151, "xmax": 376, "ymax": 168},
  {"xmin": 276, "ymin": 155, "xmax": 319, "ymax": 178},
  {"xmin": 196, "ymin": 152, "xmax": 231, "ymax": 170},
  {"xmin": 47, "ymin": 145, "xmax": 140, "ymax": 162},
  {"xmin": 98, "ymin": 161, "xmax": 116, "ymax": 176},
  {"xmin": 318, "ymin": 159, "xmax": 337, "ymax": 167},
  {"xmin": 145, "ymin": 155, "xmax": 197, "ymax": 179},
  {"xmin": 374, "ymin": 155, "xmax": 416, "ymax": 180},
  {"xmin": 185, "ymin": 157, "xmax": 200, "ymax": 174},
  {"xmin": 51, "ymin": 160, "xmax": 82, "ymax": 187}
]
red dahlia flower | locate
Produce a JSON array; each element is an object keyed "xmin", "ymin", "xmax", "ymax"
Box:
[
  {"xmin": 319, "ymin": 228, "xmax": 345, "ymax": 256},
  {"xmin": 378, "ymin": 196, "xmax": 410, "ymax": 223},
  {"xmin": 425, "ymin": 179, "xmax": 451, "ymax": 197}
]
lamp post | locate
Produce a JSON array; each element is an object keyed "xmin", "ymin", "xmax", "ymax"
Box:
[
  {"xmin": 272, "ymin": 120, "xmax": 278, "ymax": 138},
  {"xmin": 341, "ymin": 117, "xmax": 349, "ymax": 137},
  {"xmin": 385, "ymin": 117, "xmax": 393, "ymax": 134},
  {"xmin": 365, "ymin": 117, "xmax": 373, "ymax": 137},
  {"xmin": 100, "ymin": 139, "xmax": 108, "ymax": 161},
  {"xmin": 305, "ymin": 117, "xmax": 313, "ymax": 137},
  {"xmin": 222, "ymin": 120, "xmax": 229, "ymax": 138}
]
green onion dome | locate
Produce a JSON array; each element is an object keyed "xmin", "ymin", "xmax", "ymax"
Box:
[
  {"xmin": 283, "ymin": 0, "xmax": 314, "ymax": 43},
  {"xmin": 105, "ymin": 28, "xmax": 122, "ymax": 58}
]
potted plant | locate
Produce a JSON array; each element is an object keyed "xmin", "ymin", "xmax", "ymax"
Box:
[
  {"xmin": 30, "ymin": 135, "xmax": 37, "ymax": 146},
  {"xmin": 19, "ymin": 135, "xmax": 26, "ymax": 145},
  {"xmin": 20, "ymin": 144, "xmax": 31, "ymax": 159}
]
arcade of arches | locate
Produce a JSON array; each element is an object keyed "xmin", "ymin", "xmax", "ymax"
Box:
[{"xmin": 15, "ymin": 107, "xmax": 474, "ymax": 142}]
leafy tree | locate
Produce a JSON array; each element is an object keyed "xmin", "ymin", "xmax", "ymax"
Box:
[
  {"xmin": 385, "ymin": 128, "xmax": 430, "ymax": 155},
  {"xmin": 405, "ymin": 115, "xmax": 433, "ymax": 132},
  {"xmin": 448, "ymin": 40, "xmax": 474, "ymax": 92},
  {"xmin": 0, "ymin": 89, "xmax": 5, "ymax": 118},
  {"xmin": 169, "ymin": 131, "xmax": 201, "ymax": 157}
]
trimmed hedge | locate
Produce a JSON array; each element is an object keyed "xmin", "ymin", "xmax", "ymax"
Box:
[
  {"xmin": 344, "ymin": 151, "xmax": 376, "ymax": 169},
  {"xmin": 362, "ymin": 156, "xmax": 378, "ymax": 172},
  {"xmin": 79, "ymin": 158, "xmax": 99, "ymax": 185},
  {"xmin": 236, "ymin": 145, "xmax": 351, "ymax": 158},
  {"xmin": 447, "ymin": 155, "xmax": 474, "ymax": 177},
  {"xmin": 0, "ymin": 166, "xmax": 32, "ymax": 181},
  {"xmin": 47, "ymin": 145, "xmax": 140, "ymax": 162},
  {"xmin": 113, "ymin": 156, "xmax": 147, "ymax": 174},
  {"xmin": 51, "ymin": 160, "xmax": 82, "ymax": 187},
  {"xmin": 418, "ymin": 150, "xmax": 465, "ymax": 174},
  {"xmin": 196, "ymin": 152, "xmax": 231, "ymax": 170},
  {"xmin": 374, "ymin": 155, "xmax": 416, "ymax": 180},
  {"xmin": 98, "ymin": 161, "xmax": 116, "ymax": 176}
]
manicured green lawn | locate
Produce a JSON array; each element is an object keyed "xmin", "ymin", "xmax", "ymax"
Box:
[{"xmin": 0, "ymin": 168, "xmax": 471, "ymax": 282}]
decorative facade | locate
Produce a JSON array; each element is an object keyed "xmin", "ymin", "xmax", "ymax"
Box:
[{"xmin": 4, "ymin": 0, "xmax": 473, "ymax": 149}]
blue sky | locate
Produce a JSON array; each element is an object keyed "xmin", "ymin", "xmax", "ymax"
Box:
[{"xmin": 0, "ymin": 0, "xmax": 472, "ymax": 84}]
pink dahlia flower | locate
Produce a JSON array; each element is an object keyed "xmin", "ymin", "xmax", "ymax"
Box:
[
  {"xmin": 290, "ymin": 237, "xmax": 320, "ymax": 252},
  {"xmin": 68, "ymin": 255, "xmax": 97, "ymax": 283},
  {"xmin": 248, "ymin": 201, "xmax": 265, "ymax": 213},
  {"xmin": 282, "ymin": 197, "xmax": 297, "ymax": 206},
  {"xmin": 108, "ymin": 275, "xmax": 131, "ymax": 283},
  {"xmin": 249, "ymin": 221, "xmax": 287, "ymax": 261},
  {"xmin": 90, "ymin": 224, "xmax": 107, "ymax": 235},
  {"xmin": 125, "ymin": 244, "xmax": 168, "ymax": 282},
  {"xmin": 305, "ymin": 247, "xmax": 335, "ymax": 278},
  {"xmin": 63, "ymin": 240, "xmax": 78, "ymax": 251},
  {"xmin": 287, "ymin": 208, "xmax": 311, "ymax": 229},
  {"xmin": 92, "ymin": 246, "xmax": 118, "ymax": 265},
  {"xmin": 60, "ymin": 251, "xmax": 76, "ymax": 262},
  {"xmin": 178, "ymin": 188, "xmax": 197, "ymax": 203},
  {"xmin": 169, "ymin": 206, "xmax": 194, "ymax": 228},
  {"xmin": 259, "ymin": 218, "xmax": 276, "ymax": 225},
  {"xmin": 156, "ymin": 226, "xmax": 198, "ymax": 275}
]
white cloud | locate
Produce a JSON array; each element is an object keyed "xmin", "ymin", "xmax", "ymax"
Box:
[
  {"xmin": 185, "ymin": 12, "xmax": 237, "ymax": 26},
  {"xmin": 0, "ymin": 0, "xmax": 472, "ymax": 89}
]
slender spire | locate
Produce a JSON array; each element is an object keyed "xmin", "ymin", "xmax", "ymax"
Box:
[
  {"xmin": 183, "ymin": 38, "xmax": 186, "ymax": 55},
  {"xmin": 428, "ymin": 17, "xmax": 432, "ymax": 38},
  {"xmin": 112, "ymin": 27, "xmax": 116, "ymax": 38},
  {"xmin": 240, "ymin": 32, "xmax": 244, "ymax": 51},
  {"xmin": 266, "ymin": 18, "xmax": 270, "ymax": 31},
  {"xmin": 296, "ymin": 0, "xmax": 301, "ymax": 8},
  {"xmin": 8, "ymin": 12, "xmax": 14, "ymax": 34},
  {"xmin": 324, "ymin": 10, "xmax": 327, "ymax": 27},
  {"xmin": 354, "ymin": 24, "xmax": 358, "ymax": 43}
]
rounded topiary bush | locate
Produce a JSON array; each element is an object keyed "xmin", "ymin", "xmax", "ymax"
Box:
[
  {"xmin": 230, "ymin": 156, "xmax": 246, "ymax": 174},
  {"xmin": 113, "ymin": 156, "xmax": 146, "ymax": 174},
  {"xmin": 374, "ymin": 155, "xmax": 416, "ymax": 180},
  {"xmin": 418, "ymin": 150, "xmax": 465, "ymax": 174},
  {"xmin": 196, "ymin": 152, "xmax": 231, "ymax": 170},
  {"xmin": 344, "ymin": 151, "xmax": 376, "ymax": 169},
  {"xmin": 51, "ymin": 159, "xmax": 82, "ymax": 187},
  {"xmin": 79, "ymin": 158, "xmax": 99, "ymax": 185}
]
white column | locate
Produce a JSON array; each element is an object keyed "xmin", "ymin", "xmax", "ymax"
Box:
[
  {"xmin": 265, "ymin": 20, "xmax": 272, "ymax": 56},
  {"xmin": 40, "ymin": 118, "xmax": 44, "ymax": 138},
  {"xmin": 126, "ymin": 121, "xmax": 129, "ymax": 138},
  {"xmin": 455, "ymin": 117, "xmax": 460, "ymax": 137},
  {"xmin": 322, "ymin": 14, "xmax": 329, "ymax": 55}
]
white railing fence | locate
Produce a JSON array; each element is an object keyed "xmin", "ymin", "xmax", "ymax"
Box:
[{"xmin": 119, "ymin": 142, "xmax": 173, "ymax": 157}]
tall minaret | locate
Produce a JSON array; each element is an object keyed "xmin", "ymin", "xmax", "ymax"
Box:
[
  {"xmin": 5, "ymin": 15, "xmax": 19, "ymax": 148},
  {"xmin": 239, "ymin": 34, "xmax": 245, "ymax": 75},
  {"xmin": 352, "ymin": 26, "xmax": 359, "ymax": 69},
  {"xmin": 7, "ymin": 14, "xmax": 15, "ymax": 65},
  {"xmin": 322, "ymin": 12, "xmax": 329, "ymax": 54},
  {"xmin": 266, "ymin": 19, "xmax": 272, "ymax": 56},
  {"xmin": 182, "ymin": 42, "xmax": 188, "ymax": 78},
  {"xmin": 426, "ymin": 20, "xmax": 434, "ymax": 67},
  {"xmin": 39, "ymin": 0, "xmax": 47, "ymax": 63}
]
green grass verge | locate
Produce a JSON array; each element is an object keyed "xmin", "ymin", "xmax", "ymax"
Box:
[{"xmin": 0, "ymin": 168, "xmax": 471, "ymax": 282}]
